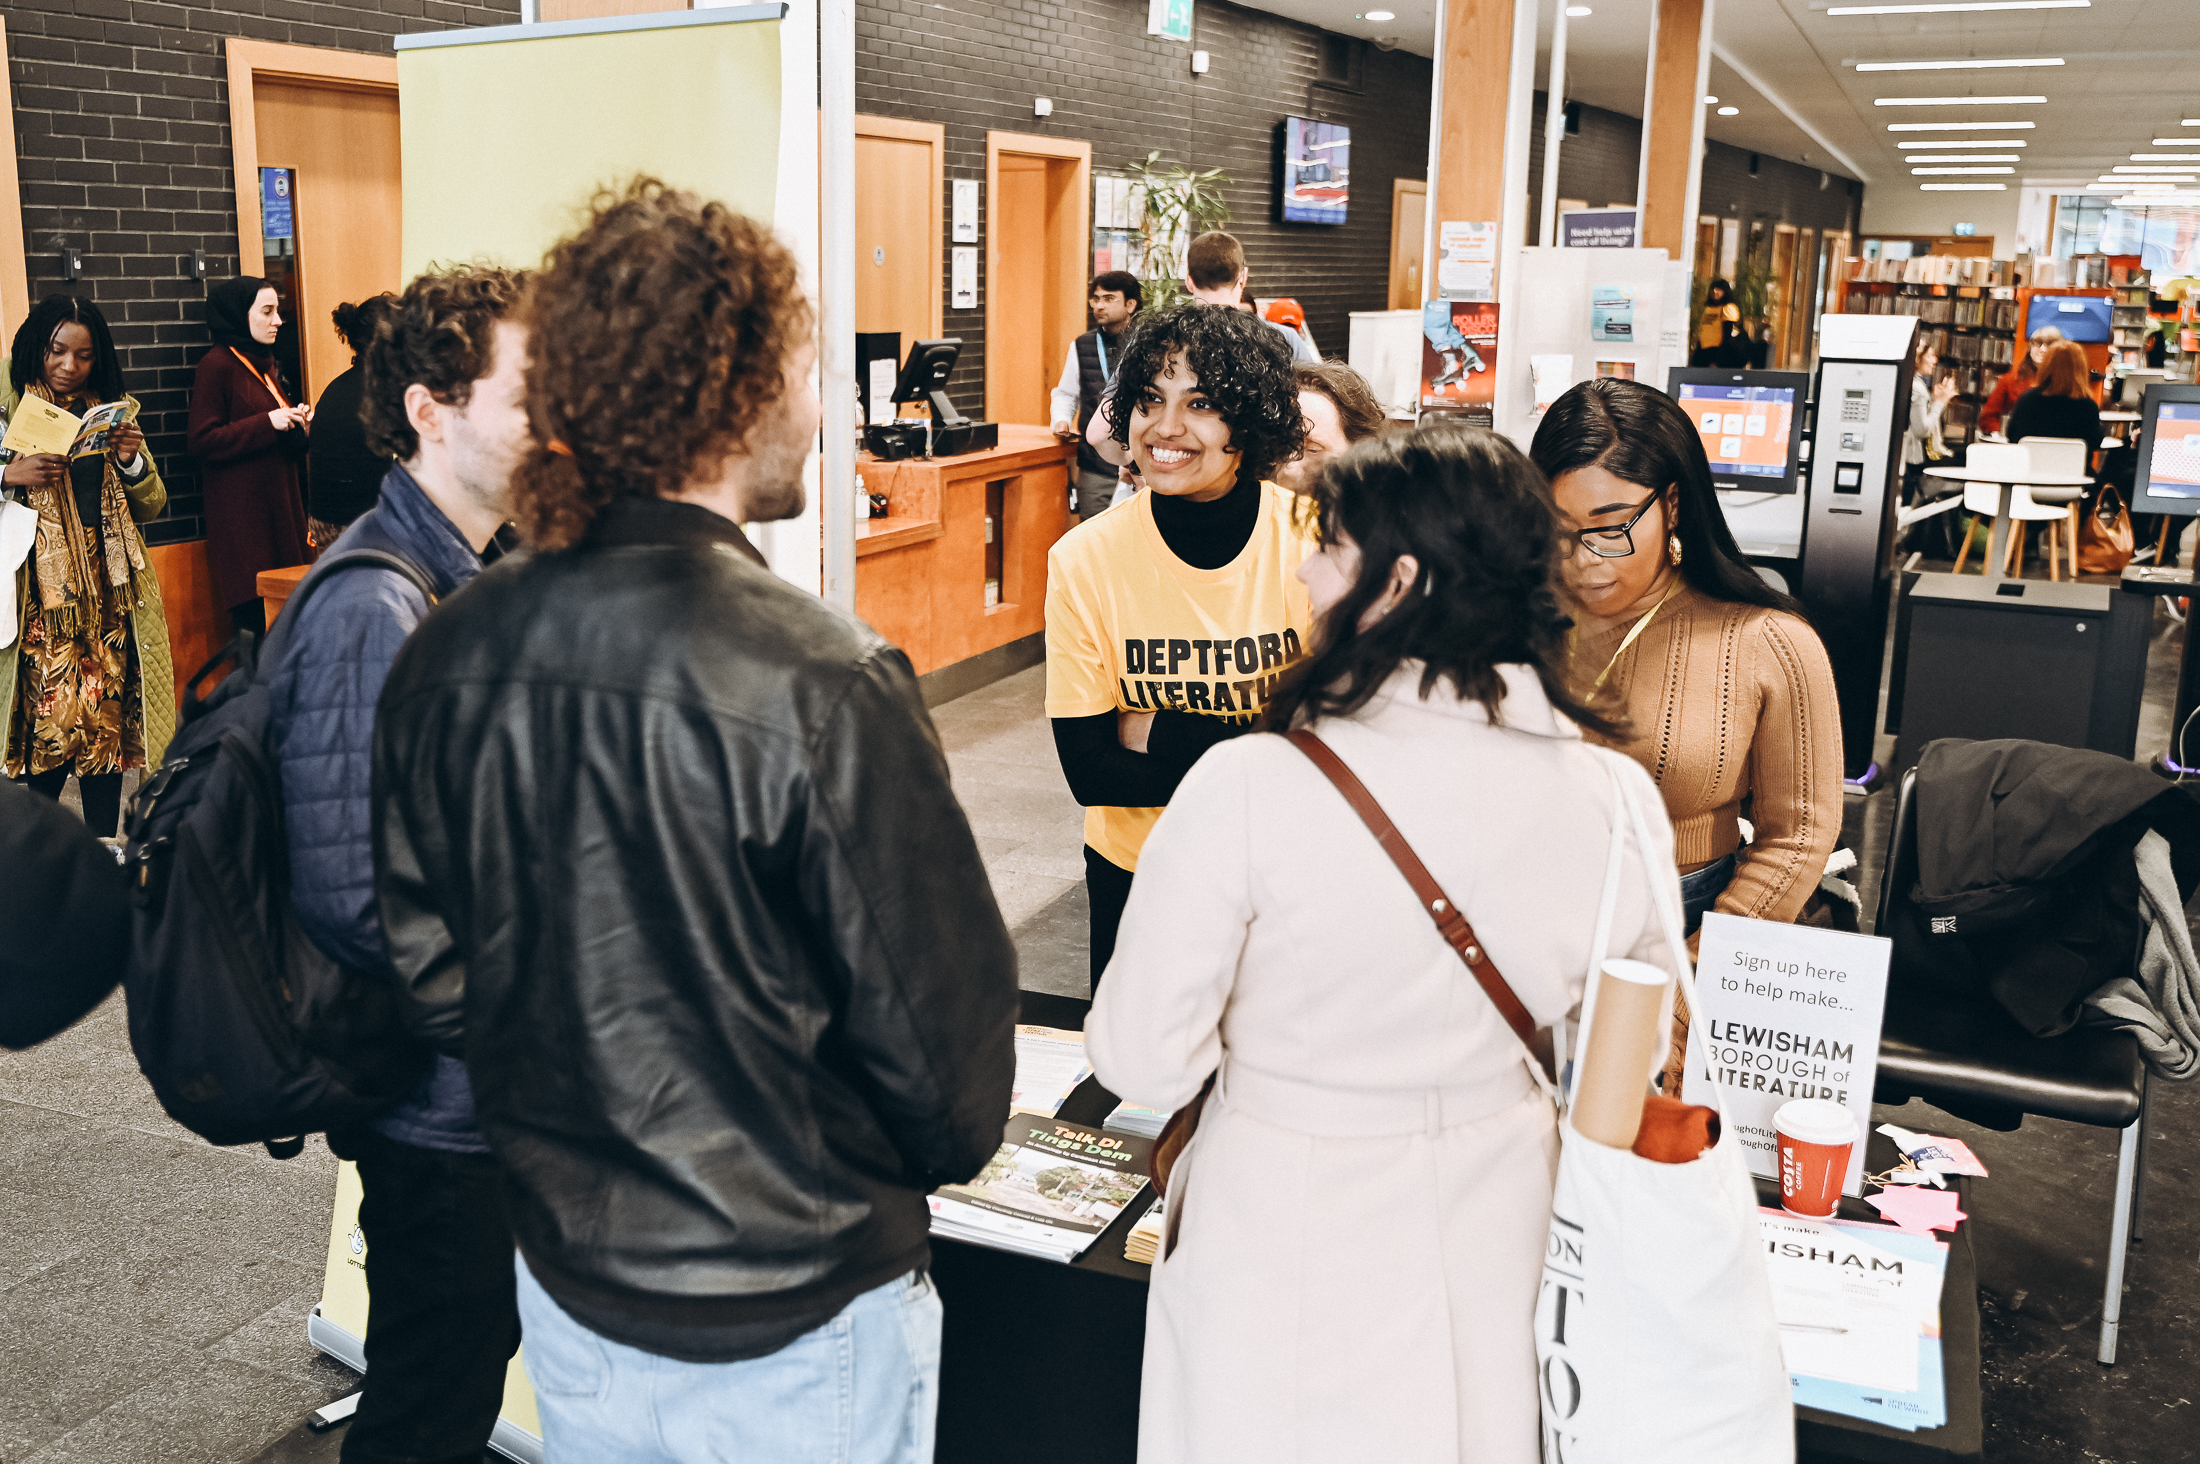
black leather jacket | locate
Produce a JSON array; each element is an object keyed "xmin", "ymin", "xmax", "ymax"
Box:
[{"xmin": 372, "ymin": 496, "xmax": 1017, "ymax": 1340}]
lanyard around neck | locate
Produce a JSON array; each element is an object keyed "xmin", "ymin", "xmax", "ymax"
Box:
[
  {"xmin": 1590, "ymin": 577, "xmax": 1682, "ymax": 695},
  {"xmin": 1096, "ymin": 332, "xmax": 1111, "ymax": 381},
  {"xmin": 231, "ymin": 347, "xmax": 290, "ymax": 409}
]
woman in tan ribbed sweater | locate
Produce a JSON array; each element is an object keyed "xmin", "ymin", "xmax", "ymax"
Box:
[{"xmin": 1530, "ymin": 378, "xmax": 1843, "ymax": 1089}]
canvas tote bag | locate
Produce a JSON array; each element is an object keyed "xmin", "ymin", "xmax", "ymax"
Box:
[{"xmin": 1535, "ymin": 752, "xmax": 1794, "ymax": 1463}]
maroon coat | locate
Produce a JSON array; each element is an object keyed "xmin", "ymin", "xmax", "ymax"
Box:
[{"xmin": 188, "ymin": 345, "xmax": 311, "ymax": 610}]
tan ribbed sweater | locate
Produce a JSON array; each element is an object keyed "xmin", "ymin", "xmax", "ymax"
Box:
[{"xmin": 1576, "ymin": 581, "xmax": 1843, "ymax": 926}]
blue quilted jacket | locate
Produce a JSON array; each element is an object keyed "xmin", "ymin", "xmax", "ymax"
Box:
[{"xmin": 267, "ymin": 464, "xmax": 487, "ymax": 1152}]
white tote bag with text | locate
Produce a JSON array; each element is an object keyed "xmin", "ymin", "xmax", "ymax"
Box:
[{"xmin": 1534, "ymin": 755, "xmax": 1793, "ymax": 1463}]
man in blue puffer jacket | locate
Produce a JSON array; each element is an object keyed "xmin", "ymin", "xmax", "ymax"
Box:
[{"xmin": 265, "ymin": 266, "xmax": 528, "ymax": 1464}]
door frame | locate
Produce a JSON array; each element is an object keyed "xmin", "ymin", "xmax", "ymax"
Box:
[
  {"xmin": 225, "ymin": 39, "xmax": 400, "ymax": 279},
  {"xmin": 0, "ymin": 18, "xmax": 30, "ymax": 335},
  {"xmin": 983, "ymin": 130, "xmax": 1090, "ymax": 426},
  {"xmin": 1387, "ymin": 177, "xmax": 1427, "ymax": 310},
  {"xmin": 857, "ymin": 114, "xmax": 945, "ymax": 344}
]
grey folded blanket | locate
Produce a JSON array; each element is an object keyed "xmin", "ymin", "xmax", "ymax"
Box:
[{"xmin": 2084, "ymin": 830, "xmax": 2200, "ymax": 1080}]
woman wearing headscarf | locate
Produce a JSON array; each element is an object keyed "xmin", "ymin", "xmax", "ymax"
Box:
[
  {"xmin": 188, "ymin": 277, "xmax": 311, "ymax": 633},
  {"xmin": 1, "ymin": 293, "xmax": 175, "ymax": 837}
]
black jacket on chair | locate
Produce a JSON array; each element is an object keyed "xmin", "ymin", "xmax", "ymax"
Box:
[
  {"xmin": 1895, "ymin": 739, "xmax": 2200, "ymax": 1036},
  {"xmin": 371, "ymin": 495, "xmax": 1018, "ymax": 1352}
]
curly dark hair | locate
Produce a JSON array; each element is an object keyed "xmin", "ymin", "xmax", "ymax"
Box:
[
  {"xmin": 1528, "ymin": 377, "xmax": 1800, "ymax": 616},
  {"xmin": 1262, "ymin": 425, "xmax": 1621, "ymax": 739},
  {"xmin": 332, "ymin": 293, "xmax": 398, "ymax": 356},
  {"xmin": 1102, "ymin": 301, "xmax": 1303, "ymax": 484},
  {"xmin": 9, "ymin": 294, "xmax": 124, "ymax": 403},
  {"xmin": 361, "ymin": 267, "xmax": 526, "ymax": 462},
  {"xmin": 512, "ymin": 177, "xmax": 812, "ymax": 551}
]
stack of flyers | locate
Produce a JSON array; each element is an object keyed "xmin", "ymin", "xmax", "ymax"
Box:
[
  {"xmin": 1102, "ymin": 1099, "xmax": 1169, "ymax": 1140},
  {"xmin": 1759, "ymin": 1209, "xmax": 1949, "ymax": 1432},
  {"xmin": 928, "ymin": 1117, "xmax": 1153, "ymax": 1264},
  {"xmin": 1009, "ymin": 1025, "xmax": 1092, "ymax": 1117},
  {"xmin": 1124, "ymin": 1196, "xmax": 1165, "ymax": 1265}
]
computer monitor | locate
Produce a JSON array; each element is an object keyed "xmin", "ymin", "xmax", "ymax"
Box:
[
  {"xmin": 889, "ymin": 338, "xmax": 967, "ymax": 426},
  {"xmin": 2129, "ymin": 382, "xmax": 2200, "ymax": 519},
  {"xmin": 1662, "ymin": 367, "xmax": 1810, "ymax": 495}
]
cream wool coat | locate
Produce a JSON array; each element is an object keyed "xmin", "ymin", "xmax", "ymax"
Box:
[{"xmin": 1087, "ymin": 663, "xmax": 1683, "ymax": 1464}]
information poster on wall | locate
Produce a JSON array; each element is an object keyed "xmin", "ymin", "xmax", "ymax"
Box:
[
  {"xmin": 952, "ymin": 246, "xmax": 978, "ymax": 309},
  {"xmin": 1590, "ymin": 283, "xmax": 1634, "ymax": 343},
  {"xmin": 1420, "ymin": 300, "xmax": 1498, "ymax": 425},
  {"xmin": 1684, "ymin": 913, "xmax": 1891, "ymax": 1197},
  {"xmin": 953, "ymin": 178, "xmax": 979, "ymax": 243},
  {"xmin": 1559, "ymin": 207, "xmax": 1636, "ymax": 249},
  {"xmin": 1436, "ymin": 220, "xmax": 1497, "ymax": 301},
  {"xmin": 259, "ymin": 168, "xmax": 294, "ymax": 242}
]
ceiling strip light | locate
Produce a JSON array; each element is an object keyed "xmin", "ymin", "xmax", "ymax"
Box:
[
  {"xmin": 1875, "ymin": 97, "xmax": 2046, "ymax": 107},
  {"xmin": 2133, "ymin": 154, "xmax": 2200, "ymax": 161},
  {"xmin": 1831, "ymin": 2, "xmax": 2088, "ymax": 12},
  {"xmin": 1911, "ymin": 166, "xmax": 2014, "ymax": 174},
  {"xmin": 1921, "ymin": 183, "xmax": 2009, "ymax": 190},
  {"xmin": 1898, "ymin": 140, "xmax": 2026, "ymax": 149},
  {"xmin": 1911, "ymin": 155, "xmax": 2020, "ymax": 162},
  {"xmin": 2153, "ymin": 140, "xmax": 2200, "ymax": 147},
  {"xmin": 2115, "ymin": 165, "xmax": 2200, "ymax": 173},
  {"xmin": 1888, "ymin": 121, "xmax": 2034, "ymax": 131},
  {"xmin": 1856, "ymin": 58, "xmax": 2063, "ymax": 72}
]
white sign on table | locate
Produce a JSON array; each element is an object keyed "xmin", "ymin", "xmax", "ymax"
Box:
[{"xmin": 1683, "ymin": 912, "xmax": 1891, "ymax": 1197}]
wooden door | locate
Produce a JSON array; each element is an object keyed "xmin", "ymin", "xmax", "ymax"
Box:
[
  {"xmin": 1788, "ymin": 228, "xmax": 1816, "ymax": 368},
  {"xmin": 254, "ymin": 81, "xmax": 402, "ymax": 404},
  {"xmin": 1768, "ymin": 225, "xmax": 1797, "ymax": 367},
  {"xmin": 1389, "ymin": 179, "xmax": 1427, "ymax": 309},
  {"xmin": 985, "ymin": 133, "xmax": 1090, "ymax": 426},
  {"xmin": 855, "ymin": 118, "xmax": 943, "ymax": 357},
  {"xmin": 1695, "ymin": 216, "xmax": 1719, "ymax": 281}
]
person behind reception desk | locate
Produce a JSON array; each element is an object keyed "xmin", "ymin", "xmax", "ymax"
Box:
[
  {"xmin": 1978, "ymin": 324, "xmax": 2063, "ymax": 437},
  {"xmin": 1045, "ymin": 301, "xmax": 1315, "ymax": 991},
  {"xmin": 189, "ymin": 276, "xmax": 311, "ymax": 635},
  {"xmin": 1531, "ymin": 378, "xmax": 1841, "ymax": 1093},
  {"xmin": 374, "ymin": 180, "xmax": 1014, "ymax": 1462},
  {"xmin": 267, "ymin": 266, "xmax": 529, "ymax": 1464},
  {"xmin": 1276, "ymin": 360, "xmax": 1387, "ymax": 493},
  {"xmin": 2, "ymin": 292, "xmax": 175, "ymax": 839},
  {"xmin": 1049, "ymin": 270, "xmax": 1142, "ymax": 524},
  {"xmin": 1088, "ymin": 427, "xmax": 1680, "ymax": 1464}
]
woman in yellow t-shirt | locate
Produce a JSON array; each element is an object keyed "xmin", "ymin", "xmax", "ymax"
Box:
[{"xmin": 1045, "ymin": 302, "xmax": 1315, "ymax": 989}]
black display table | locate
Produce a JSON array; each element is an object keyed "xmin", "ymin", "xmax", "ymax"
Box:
[{"xmin": 934, "ymin": 992, "xmax": 1982, "ymax": 1464}]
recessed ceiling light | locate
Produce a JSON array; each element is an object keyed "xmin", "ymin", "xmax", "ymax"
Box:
[
  {"xmin": 1887, "ymin": 121, "xmax": 2034, "ymax": 131},
  {"xmin": 1363, "ymin": 7, "xmax": 1395, "ymax": 16},
  {"xmin": 1565, "ymin": 4, "xmax": 1592, "ymax": 13},
  {"xmin": 1911, "ymin": 154, "xmax": 2020, "ymax": 162},
  {"xmin": 1831, "ymin": 2, "xmax": 2088, "ymax": 13},
  {"xmin": 1899, "ymin": 140, "xmax": 2026, "ymax": 148},
  {"xmin": 1875, "ymin": 96, "xmax": 2046, "ymax": 106},
  {"xmin": 1921, "ymin": 183, "xmax": 2009, "ymax": 190},
  {"xmin": 1703, "ymin": 95, "xmax": 1718, "ymax": 104},
  {"xmin": 1855, "ymin": 58, "xmax": 2063, "ymax": 72},
  {"xmin": 1717, "ymin": 106, "xmax": 1740, "ymax": 116},
  {"xmin": 1911, "ymin": 166, "xmax": 2014, "ymax": 174}
]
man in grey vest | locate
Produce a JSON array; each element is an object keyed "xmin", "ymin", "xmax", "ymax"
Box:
[{"xmin": 1050, "ymin": 270, "xmax": 1141, "ymax": 523}]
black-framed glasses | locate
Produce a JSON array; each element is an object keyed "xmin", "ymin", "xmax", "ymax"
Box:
[{"xmin": 1561, "ymin": 489, "xmax": 1664, "ymax": 560}]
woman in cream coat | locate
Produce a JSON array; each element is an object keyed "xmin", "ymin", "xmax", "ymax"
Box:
[{"xmin": 1088, "ymin": 427, "xmax": 1683, "ymax": 1464}]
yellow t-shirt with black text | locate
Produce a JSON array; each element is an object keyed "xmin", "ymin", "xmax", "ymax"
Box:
[{"xmin": 1045, "ymin": 482, "xmax": 1316, "ymax": 871}]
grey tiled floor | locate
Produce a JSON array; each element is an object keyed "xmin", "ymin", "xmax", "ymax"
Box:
[{"xmin": 0, "ymin": 664, "xmax": 1092, "ymax": 1463}]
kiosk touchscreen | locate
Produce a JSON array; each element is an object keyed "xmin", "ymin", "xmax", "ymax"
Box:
[
  {"xmin": 2129, "ymin": 383, "xmax": 2200, "ymax": 522},
  {"xmin": 1664, "ymin": 368, "xmax": 1809, "ymax": 495}
]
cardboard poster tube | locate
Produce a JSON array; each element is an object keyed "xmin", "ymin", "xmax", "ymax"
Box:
[{"xmin": 1572, "ymin": 958, "xmax": 1671, "ymax": 1150}]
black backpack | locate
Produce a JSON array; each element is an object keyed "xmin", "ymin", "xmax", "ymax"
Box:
[{"xmin": 122, "ymin": 550, "xmax": 437, "ymax": 1158}]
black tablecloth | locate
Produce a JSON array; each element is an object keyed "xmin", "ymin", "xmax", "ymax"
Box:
[{"xmin": 933, "ymin": 992, "xmax": 1982, "ymax": 1464}]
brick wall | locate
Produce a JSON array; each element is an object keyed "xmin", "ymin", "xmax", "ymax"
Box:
[
  {"xmin": 4, "ymin": 0, "xmax": 515, "ymax": 546},
  {"xmin": 857, "ymin": 0, "xmax": 1434, "ymax": 415}
]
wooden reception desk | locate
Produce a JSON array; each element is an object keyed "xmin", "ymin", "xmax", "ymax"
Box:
[
  {"xmin": 261, "ymin": 427, "xmax": 1075, "ymax": 681},
  {"xmin": 857, "ymin": 425, "xmax": 1074, "ymax": 677}
]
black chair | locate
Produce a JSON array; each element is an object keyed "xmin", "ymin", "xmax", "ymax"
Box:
[{"xmin": 1875, "ymin": 766, "xmax": 2151, "ymax": 1365}]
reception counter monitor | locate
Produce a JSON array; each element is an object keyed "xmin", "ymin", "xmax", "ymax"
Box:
[
  {"xmin": 1664, "ymin": 368, "xmax": 1808, "ymax": 495},
  {"xmin": 2130, "ymin": 383, "xmax": 2200, "ymax": 521}
]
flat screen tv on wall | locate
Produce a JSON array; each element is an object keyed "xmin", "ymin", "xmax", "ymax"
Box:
[{"xmin": 1281, "ymin": 117, "xmax": 1349, "ymax": 225}]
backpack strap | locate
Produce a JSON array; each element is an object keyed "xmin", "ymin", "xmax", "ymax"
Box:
[
  {"xmin": 1283, "ymin": 728, "xmax": 1538, "ymax": 1048},
  {"xmin": 256, "ymin": 548, "xmax": 441, "ymax": 681}
]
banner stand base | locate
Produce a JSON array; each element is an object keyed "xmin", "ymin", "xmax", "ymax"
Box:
[{"xmin": 306, "ymin": 1305, "xmax": 545, "ymax": 1464}]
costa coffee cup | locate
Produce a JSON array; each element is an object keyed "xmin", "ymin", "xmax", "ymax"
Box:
[{"xmin": 1774, "ymin": 1099, "xmax": 1856, "ymax": 1218}]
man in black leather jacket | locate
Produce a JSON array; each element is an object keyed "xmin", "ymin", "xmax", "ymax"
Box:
[{"xmin": 371, "ymin": 179, "xmax": 1018, "ymax": 1459}]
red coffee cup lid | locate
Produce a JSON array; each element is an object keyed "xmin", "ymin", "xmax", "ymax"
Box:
[{"xmin": 1774, "ymin": 1099, "xmax": 1856, "ymax": 1145}]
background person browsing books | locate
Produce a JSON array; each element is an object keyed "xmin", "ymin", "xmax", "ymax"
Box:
[
  {"xmin": 1531, "ymin": 378, "xmax": 1841, "ymax": 1094},
  {"xmin": 1045, "ymin": 301, "xmax": 1315, "ymax": 990},
  {"xmin": 1, "ymin": 294, "xmax": 175, "ymax": 838},
  {"xmin": 1087, "ymin": 426, "xmax": 1683, "ymax": 1464},
  {"xmin": 189, "ymin": 276, "xmax": 312, "ymax": 635}
]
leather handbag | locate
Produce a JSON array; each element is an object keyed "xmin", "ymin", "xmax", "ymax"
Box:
[
  {"xmin": 1151, "ymin": 728, "xmax": 1543, "ymax": 1198},
  {"xmin": 2077, "ymin": 485, "xmax": 2135, "ymax": 576}
]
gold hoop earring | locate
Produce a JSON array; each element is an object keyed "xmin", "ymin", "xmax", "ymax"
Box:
[{"xmin": 1669, "ymin": 534, "xmax": 1684, "ymax": 566}]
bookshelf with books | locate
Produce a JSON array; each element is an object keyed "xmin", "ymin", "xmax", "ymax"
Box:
[{"xmin": 1840, "ymin": 274, "xmax": 2019, "ymax": 448}]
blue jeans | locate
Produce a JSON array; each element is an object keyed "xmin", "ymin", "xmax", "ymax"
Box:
[
  {"xmin": 1680, "ymin": 853, "xmax": 1736, "ymax": 937},
  {"xmin": 514, "ymin": 1258, "xmax": 943, "ymax": 1463}
]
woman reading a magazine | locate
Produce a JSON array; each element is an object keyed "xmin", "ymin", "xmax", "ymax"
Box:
[
  {"xmin": 0, "ymin": 294, "xmax": 175, "ymax": 837},
  {"xmin": 1087, "ymin": 426, "xmax": 1683, "ymax": 1464}
]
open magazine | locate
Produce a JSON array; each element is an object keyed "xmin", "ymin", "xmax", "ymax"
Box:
[
  {"xmin": 928, "ymin": 1117, "xmax": 1153, "ymax": 1264},
  {"xmin": 0, "ymin": 395, "xmax": 138, "ymax": 461}
]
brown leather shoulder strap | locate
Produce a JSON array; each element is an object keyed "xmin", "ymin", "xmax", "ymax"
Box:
[{"xmin": 1284, "ymin": 728, "xmax": 1538, "ymax": 1048}]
